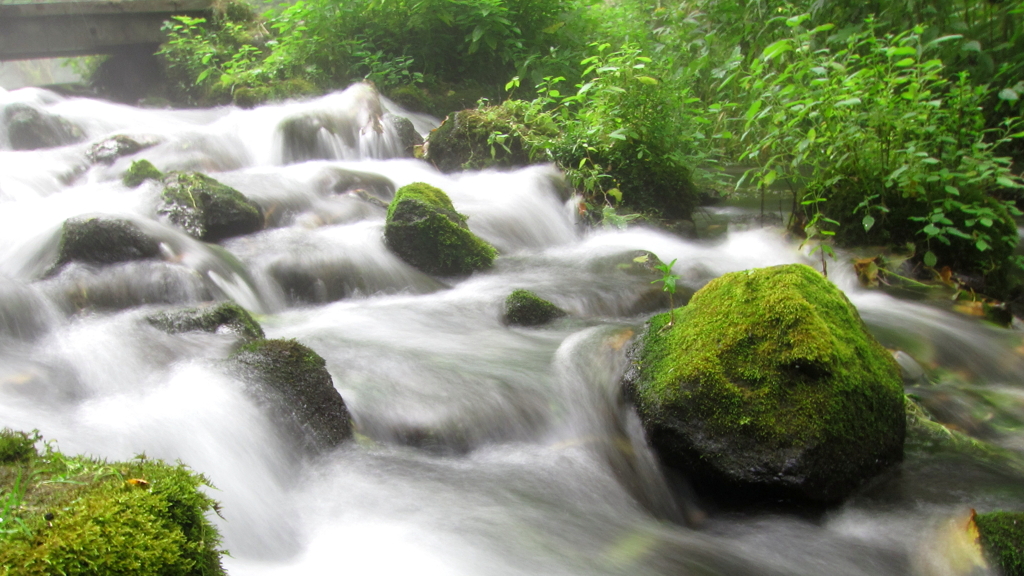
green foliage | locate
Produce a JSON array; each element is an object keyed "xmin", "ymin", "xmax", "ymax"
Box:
[
  {"xmin": 738, "ymin": 17, "xmax": 1024, "ymax": 280},
  {"xmin": 0, "ymin": 436, "xmax": 225, "ymax": 575},
  {"xmin": 0, "ymin": 429, "xmax": 38, "ymax": 465},
  {"xmin": 651, "ymin": 257, "xmax": 679, "ymax": 326}
]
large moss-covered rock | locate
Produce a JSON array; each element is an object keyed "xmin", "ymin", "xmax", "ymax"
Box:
[
  {"xmin": 159, "ymin": 172, "xmax": 264, "ymax": 242},
  {"xmin": 0, "ymin": 429, "xmax": 225, "ymax": 575},
  {"xmin": 503, "ymin": 289, "xmax": 566, "ymax": 326},
  {"xmin": 384, "ymin": 182, "xmax": 496, "ymax": 276},
  {"xmin": 424, "ymin": 106, "xmax": 535, "ymax": 172},
  {"xmin": 624, "ymin": 264, "xmax": 906, "ymax": 505},
  {"xmin": 147, "ymin": 302, "xmax": 264, "ymax": 341},
  {"xmin": 3, "ymin": 103, "xmax": 84, "ymax": 151},
  {"xmin": 976, "ymin": 511, "xmax": 1024, "ymax": 576},
  {"xmin": 230, "ymin": 339, "xmax": 352, "ymax": 452},
  {"xmin": 52, "ymin": 217, "xmax": 161, "ymax": 272}
]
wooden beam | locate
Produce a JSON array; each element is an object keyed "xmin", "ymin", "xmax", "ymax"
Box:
[{"xmin": 0, "ymin": 1, "xmax": 212, "ymax": 18}]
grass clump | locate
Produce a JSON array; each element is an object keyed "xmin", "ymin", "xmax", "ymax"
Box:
[{"xmin": 0, "ymin": 432, "xmax": 225, "ymax": 575}]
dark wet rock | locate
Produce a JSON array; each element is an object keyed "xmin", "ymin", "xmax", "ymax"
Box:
[
  {"xmin": 390, "ymin": 115, "xmax": 423, "ymax": 158},
  {"xmin": 503, "ymin": 289, "xmax": 566, "ymax": 326},
  {"xmin": 147, "ymin": 302, "xmax": 264, "ymax": 341},
  {"xmin": 317, "ymin": 166, "xmax": 395, "ymax": 201},
  {"xmin": 52, "ymin": 217, "xmax": 161, "ymax": 273},
  {"xmin": 87, "ymin": 135, "xmax": 156, "ymax": 164},
  {"xmin": 230, "ymin": 339, "xmax": 353, "ymax": 452},
  {"xmin": 159, "ymin": 172, "xmax": 264, "ymax": 242},
  {"xmin": 384, "ymin": 182, "xmax": 496, "ymax": 276},
  {"xmin": 624, "ymin": 263, "xmax": 906, "ymax": 506},
  {"xmin": 123, "ymin": 159, "xmax": 163, "ymax": 188},
  {"xmin": 4, "ymin": 103, "xmax": 84, "ymax": 150}
]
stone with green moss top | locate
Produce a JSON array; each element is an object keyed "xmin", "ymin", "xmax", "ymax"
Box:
[
  {"xmin": 123, "ymin": 159, "xmax": 163, "ymax": 188},
  {"xmin": 51, "ymin": 216, "xmax": 161, "ymax": 275},
  {"xmin": 230, "ymin": 339, "xmax": 353, "ymax": 452},
  {"xmin": 424, "ymin": 105, "xmax": 538, "ymax": 172},
  {"xmin": 624, "ymin": 263, "xmax": 905, "ymax": 505},
  {"xmin": 147, "ymin": 302, "xmax": 264, "ymax": 341},
  {"xmin": 0, "ymin": 430, "xmax": 225, "ymax": 575},
  {"xmin": 976, "ymin": 511, "xmax": 1024, "ymax": 576},
  {"xmin": 504, "ymin": 289, "xmax": 566, "ymax": 326},
  {"xmin": 160, "ymin": 172, "xmax": 264, "ymax": 242},
  {"xmin": 384, "ymin": 182, "xmax": 497, "ymax": 276}
]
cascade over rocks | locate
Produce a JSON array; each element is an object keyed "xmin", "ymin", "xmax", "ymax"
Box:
[
  {"xmin": 384, "ymin": 182, "xmax": 496, "ymax": 276},
  {"xmin": 503, "ymin": 289, "xmax": 566, "ymax": 326},
  {"xmin": 230, "ymin": 339, "xmax": 353, "ymax": 453},
  {"xmin": 624, "ymin": 264, "xmax": 906, "ymax": 505},
  {"xmin": 52, "ymin": 217, "xmax": 162, "ymax": 273},
  {"xmin": 3, "ymin": 103, "xmax": 84, "ymax": 151},
  {"xmin": 159, "ymin": 172, "xmax": 264, "ymax": 242},
  {"xmin": 147, "ymin": 302, "xmax": 265, "ymax": 341}
]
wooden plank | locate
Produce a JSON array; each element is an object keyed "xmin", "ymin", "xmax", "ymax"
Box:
[
  {"xmin": 0, "ymin": 12, "xmax": 199, "ymax": 60},
  {"xmin": 0, "ymin": 0, "xmax": 211, "ymax": 18}
]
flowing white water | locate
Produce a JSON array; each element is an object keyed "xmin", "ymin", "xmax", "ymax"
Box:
[{"xmin": 1, "ymin": 84, "xmax": 1022, "ymax": 575}]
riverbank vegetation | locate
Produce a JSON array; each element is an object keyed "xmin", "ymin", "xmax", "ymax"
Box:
[{"xmin": 151, "ymin": 0, "xmax": 1024, "ymax": 305}]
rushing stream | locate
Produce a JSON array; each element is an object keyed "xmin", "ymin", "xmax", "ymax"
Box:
[{"xmin": 2, "ymin": 83, "xmax": 1024, "ymax": 575}]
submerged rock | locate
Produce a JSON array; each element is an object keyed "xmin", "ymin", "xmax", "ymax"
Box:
[
  {"xmin": 3, "ymin": 103, "xmax": 84, "ymax": 150},
  {"xmin": 147, "ymin": 302, "xmax": 264, "ymax": 341},
  {"xmin": 159, "ymin": 172, "xmax": 264, "ymax": 242},
  {"xmin": 391, "ymin": 115, "xmax": 423, "ymax": 158},
  {"xmin": 122, "ymin": 159, "xmax": 163, "ymax": 188},
  {"xmin": 503, "ymin": 289, "xmax": 566, "ymax": 326},
  {"xmin": 976, "ymin": 510, "xmax": 1024, "ymax": 576},
  {"xmin": 230, "ymin": 339, "xmax": 353, "ymax": 452},
  {"xmin": 86, "ymin": 135, "xmax": 155, "ymax": 164},
  {"xmin": 624, "ymin": 263, "xmax": 906, "ymax": 505},
  {"xmin": 384, "ymin": 182, "xmax": 496, "ymax": 276},
  {"xmin": 52, "ymin": 217, "xmax": 161, "ymax": 273}
]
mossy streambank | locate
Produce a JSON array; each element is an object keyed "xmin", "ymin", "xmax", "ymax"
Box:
[{"xmin": 0, "ymin": 429, "xmax": 225, "ymax": 576}]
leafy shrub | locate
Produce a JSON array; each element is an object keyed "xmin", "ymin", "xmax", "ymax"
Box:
[{"xmin": 738, "ymin": 16, "xmax": 1024, "ymax": 282}]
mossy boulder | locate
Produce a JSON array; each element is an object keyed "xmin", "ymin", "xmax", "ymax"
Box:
[
  {"xmin": 159, "ymin": 172, "xmax": 264, "ymax": 242},
  {"xmin": 87, "ymin": 135, "xmax": 155, "ymax": 165},
  {"xmin": 384, "ymin": 182, "xmax": 497, "ymax": 276},
  {"xmin": 624, "ymin": 263, "xmax": 906, "ymax": 505},
  {"xmin": 230, "ymin": 339, "xmax": 353, "ymax": 452},
  {"xmin": 503, "ymin": 289, "xmax": 566, "ymax": 326},
  {"xmin": 976, "ymin": 511, "xmax": 1024, "ymax": 576},
  {"xmin": 147, "ymin": 302, "xmax": 264, "ymax": 341},
  {"xmin": 52, "ymin": 217, "xmax": 161, "ymax": 273},
  {"xmin": 123, "ymin": 159, "xmax": 163, "ymax": 188},
  {"xmin": 0, "ymin": 429, "xmax": 225, "ymax": 575},
  {"xmin": 424, "ymin": 106, "xmax": 535, "ymax": 172},
  {"xmin": 3, "ymin": 103, "xmax": 84, "ymax": 151}
]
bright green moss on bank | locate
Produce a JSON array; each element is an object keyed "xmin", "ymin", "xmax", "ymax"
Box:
[
  {"xmin": 976, "ymin": 511, "xmax": 1024, "ymax": 576},
  {"xmin": 122, "ymin": 159, "xmax": 163, "ymax": 188},
  {"xmin": 626, "ymin": 264, "xmax": 906, "ymax": 503},
  {"xmin": 0, "ymin": 429, "xmax": 225, "ymax": 576},
  {"xmin": 384, "ymin": 182, "xmax": 497, "ymax": 276}
]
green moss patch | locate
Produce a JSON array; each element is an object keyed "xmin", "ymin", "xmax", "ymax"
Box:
[
  {"xmin": 424, "ymin": 105, "xmax": 544, "ymax": 173},
  {"xmin": 147, "ymin": 302, "xmax": 264, "ymax": 341},
  {"xmin": 123, "ymin": 159, "xmax": 164, "ymax": 188},
  {"xmin": 625, "ymin": 263, "xmax": 906, "ymax": 504},
  {"xmin": 384, "ymin": 182, "xmax": 497, "ymax": 276},
  {"xmin": 160, "ymin": 172, "xmax": 264, "ymax": 242},
  {"xmin": 503, "ymin": 289, "xmax": 566, "ymax": 326},
  {"xmin": 977, "ymin": 511, "xmax": 1024, "ymax": 576},
  {"xmin": 0, "ymin": 430, "xmax": 225, "ymax": 576}
]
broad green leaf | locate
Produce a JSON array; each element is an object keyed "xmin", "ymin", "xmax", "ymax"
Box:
[
  {"xmin": 836, "ymin": 97, "xmax": 862, "ymax": 107},
  {"xmin": 811, "ymin": 24, "xmax": 835, "ymax": 34},
  {"xmin": 962, "ymin": 40, "xmax": 982, "ymax": 52},
  {"xmin": 980, "ymin": 217, "xmax": 993, "ymax": 227},
  {"xmin": 944, "ymin": 186, "xmax": 960, "ymax": 196},
  {"xmin": 923, "ymin": 224, "xmax": 941, "ymax": 236},
  {"xmin": 862, "ymin": 215, "xmax": 875, "ymax": 232},
  {"xmin": 887, "ymin": 46, "xmax": 917, "ymax": 57},
  {"xmin": 608, "ymin": 188, "xmax": 623, "ymax": 203},
  {"xmin": 764, "ymin": 170, "xmax": 777, "ymax": 187},
  {"xmin": 925, "ymin": 34, "xmax": 963, "ymax": 50},
  {"xmin": 976, "ymin": 239, "xmax": 990, "ymax": 251},
  {"xmin": 636, "ymin": 76, "xmax": 659, "ymax": 86},
  {"xmin": 996, "ymin": 176, "xmax": 1018, "ymax": 188},
  {"xmin": 924, "ymin": 251, "xmax": 938, "ymax": 267},
  {"xmin": 745, "ymin": 99, "xmax": 763, "ymax": 121},
  {"xmin": 895, "ymin": 58, "xmax": 916, "ymax": 67},
  {"xmin": 761, "ymin": 40, "xmax": 792, "ymax": 61}
]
